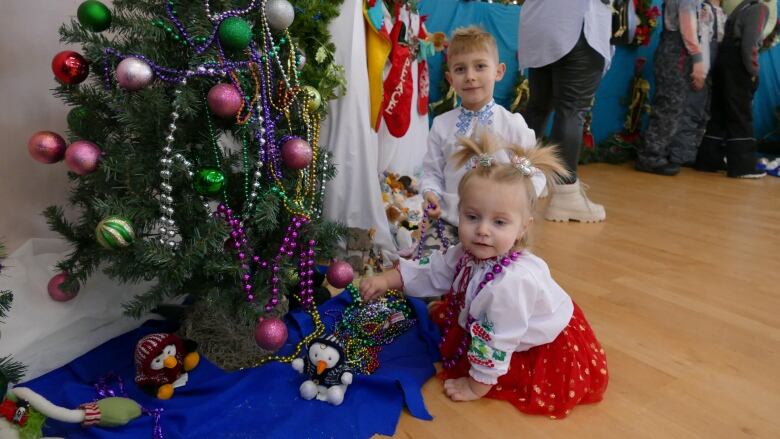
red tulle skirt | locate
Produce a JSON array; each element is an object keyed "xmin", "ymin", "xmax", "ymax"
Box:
[{"xmin": 436, "ymin": 302, "xmax": 608, "ymax": 419}]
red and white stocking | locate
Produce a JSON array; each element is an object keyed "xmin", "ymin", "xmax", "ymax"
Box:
[{"xmin": 379, "ymin": 18, "xmax": 413, "ymax": 137}]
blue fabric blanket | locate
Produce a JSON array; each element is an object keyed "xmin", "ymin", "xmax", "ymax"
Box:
[{"xmin": 22, "ymin": 292, "xmax": 441, "ymax": 439}]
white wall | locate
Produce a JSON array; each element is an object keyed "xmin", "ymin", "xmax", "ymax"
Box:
[{"xmin": 0, "ymin": 0, "xmax": 87, "ymax": 252}]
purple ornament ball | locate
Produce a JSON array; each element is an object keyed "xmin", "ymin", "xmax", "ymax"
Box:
[
  {"xmin": 64, "ymin": 140, "xmax": 101, "ymax": 175},
  {"xmin": 207, "ymin": 83, "xmax": 243, "ymax": 119},
  {"xmin": 47, "ymin": 273, "xmax": 79, "ymax": 302},
  {"xmin": 326, "ymin": 260, "xmax": 354, "ymax": 289},
  {"xmin": 255, "ymin": 316, "xmax": 288, "ymax": 351},
  {"xmin": 28, "ymin": 131, "xmax": 67, "ymax": 164},
  {"xmin": 115, "ymin": 57, "xmax": 154, "ymax": 91},
  {"xmin": 281, "ymin": 138, "xmax": 313, "ymax": 170}
]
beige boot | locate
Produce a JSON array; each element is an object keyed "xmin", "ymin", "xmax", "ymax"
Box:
[{"xmin": 544, "ymin": 180, "xmax": 606, "ymax": 223}]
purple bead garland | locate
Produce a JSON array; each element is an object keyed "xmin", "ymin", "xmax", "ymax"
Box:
[
  {"xmin": 415, "ymin": 203, "xmax": 450, "ymax": 261},
  {"xmin": 217, "ymin": 204, "xmax": 316, "ymax": 310},
  {"xmin": 250, "ymin": 42, "xmax": 283, "ymax": 179},
  {"xmin": 439, "ymin": 251, "xmax": 521, "ymax": 370}
]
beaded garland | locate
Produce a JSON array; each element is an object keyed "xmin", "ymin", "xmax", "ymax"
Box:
[
  {"xmin": 415, "ymin": 203, "xmax": 450, "ymax": 261},
  {"xmin": 439, "ymin": 251, "xmax": 521, "ymax": 370},
  {"xmin": 334, "ymin": 285, "xmax": 416, "ymax": 374}
]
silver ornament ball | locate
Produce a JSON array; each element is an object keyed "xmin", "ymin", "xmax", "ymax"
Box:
[{"xmin": 265, "ymin": 0, "xmax": 295, "ymax": 31}]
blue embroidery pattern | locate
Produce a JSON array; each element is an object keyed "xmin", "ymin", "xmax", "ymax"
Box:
[{"xmin": 456, "ymin": 100, "xmax": 496, "ymax": 136}]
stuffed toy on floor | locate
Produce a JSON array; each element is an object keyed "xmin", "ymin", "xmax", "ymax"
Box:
[
  {"xmin": 134, "ymin": 333, "xmax": 200, "ymax": 400},
  {"xmin": 292, "ymin": 334, "xmax": 353, "ymax": 406},
  {"xmin": 0, "ymin": 386, "xmax": 141, "ymax": 439}
]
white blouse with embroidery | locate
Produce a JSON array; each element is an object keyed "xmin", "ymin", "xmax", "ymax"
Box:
[
  {"xmin": 419, "ymin": 101, "xmax": 544, "ymax": 226},
  {"xmin": 398, "ymin": 244, "xmax": 573, "ymax": 385}
]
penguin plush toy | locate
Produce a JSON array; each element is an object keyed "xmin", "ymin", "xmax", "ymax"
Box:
[
  {"xmin": 292, "ymin": 334, "xmax": 353, "ymax": 405},
  {"xmin": 134, "ymin": 333, "xmax": 200, "ymax": 400}
]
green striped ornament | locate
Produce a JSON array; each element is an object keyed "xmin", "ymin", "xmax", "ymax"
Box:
[{"xmin": 96, "ymin": 216, "xmax": 135, "ymax": 249}]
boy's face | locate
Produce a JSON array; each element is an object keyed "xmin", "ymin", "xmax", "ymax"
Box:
[{"xmin": 446, "ymin": 49, "xmax": 506, "ymax": 111}]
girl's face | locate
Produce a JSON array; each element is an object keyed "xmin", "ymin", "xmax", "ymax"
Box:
[{"xmin": 458, "ymin": 176, "xmax": 531, "ymax": 259}]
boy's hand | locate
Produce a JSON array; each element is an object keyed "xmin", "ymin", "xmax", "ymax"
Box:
[
  {"xmin": 423, "ymin": 192, "xmax": 442, "ymax": 219},
  {"xmin": 359, "ymin": 275, "xmax": 389, "ymax": 301},
  {"xmin": 691, "ymin": 61, "xmax": 706, "ymax": 91}
]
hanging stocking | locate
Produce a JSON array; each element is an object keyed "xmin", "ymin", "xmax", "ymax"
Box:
[
  {"xmin": 417, "ymin": 16, "xmax": 430, "ymax": 116},
  {"xmin": 379, "ymin": 14, "xmax": 413, "ymax": 137},
  {"xmin": 364, "ymin": 0, "xmax": 391, "ymax": 129}
]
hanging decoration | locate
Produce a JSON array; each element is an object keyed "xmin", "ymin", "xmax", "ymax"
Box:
[
  {"xmin": 509, "ymin": 73, "xmax": 530, "ymax": 114},
  {"xmin": 77, "ymin": 0, "xmax": 112, "ymax": 32},
  {"xmin": 364, "ymin": 0, "xmax": 393, "ymax": 128},
  {"xmin": 254, "ymin": 316, "xmax": 289, "ymax": 352},
  {"xmin": 47, "ymin": 273, "xmax": 79, "ymax": 302},
  {"xmin": 95, "ymin": 216, "xmax": 136, "ymax": 250},
  {"xmin": 367, "ymin": 1, "xmax": 437, "ymax": 135},
  {"xmin": 51, "ymin": 51, "xmax": 90, "ymax": 85},
  {"xmin": 633, "ymin": 0, "xmax": 661, "ymax": 47},
  {"xmin": 64, "ymin": 140, "xmax": 101, "ymax": 175},
  {"xmin": 27, "ymin": 131, "xmax": 67, "ymax": 164},
  {"xmin": 581, "ymin": 58, "xmax": 650, "ymax": 164},
  {"xmin": 115, "ymin": 57, "xmax": 154, "ymax": 91}
]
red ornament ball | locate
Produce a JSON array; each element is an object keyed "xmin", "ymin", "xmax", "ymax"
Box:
[
  {"xmin": 254, "ymin": 317, "xmax": 288, "ymax": 352},
  {"xmin": 326, "ymin": 260, "xmax": 354, "ymax": 289},
  {"xmin": 65, "ymin": 140, "xmax": 102, "ymax": 175},
  {"xmin": 207, "ymin": 83, "xmax": 243, "ymax": 119},
  {"xmin": 281, "ymin": 137, "xmax": 313, "ymax": 170},
  {"xmin": 48, "ymin": 273, "xmax": 79, "ymax": 302},
  {"xmin": 28, "ymin": 131, "xmax": 67, "ymax": 164},
  {"xmin": 52, "ymin": 51, "xmax": 90, "ymax": 85}
]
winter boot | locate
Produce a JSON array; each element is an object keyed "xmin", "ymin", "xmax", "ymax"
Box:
[{"xmin": 544, "ymin": 180, "xmax": 606, "ymax": 223}]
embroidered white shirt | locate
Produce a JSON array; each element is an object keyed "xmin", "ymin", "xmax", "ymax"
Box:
[
  {"xmin": 398, "ymin": 244, "xmax": 574, "ymax": 385},
  {"xmin": 419, "ymin": 102, "xmax": 542, "ymax": 226}
]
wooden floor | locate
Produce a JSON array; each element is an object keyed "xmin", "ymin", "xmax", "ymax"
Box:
[{"xmin": 387, "ymin": 163, "xmax": 780, "ymax": 439}]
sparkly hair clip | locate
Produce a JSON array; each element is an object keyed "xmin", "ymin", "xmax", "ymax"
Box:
[
  {"xmin": 512, "ymin": 155, "xmax": 535, "ymax": 176},
  {"xmin": 469, "ymin": 153, "xmax": 495, "ymax": 169}
]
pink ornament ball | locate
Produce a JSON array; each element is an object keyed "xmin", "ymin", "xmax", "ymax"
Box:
[
  {"xmin": 28, "ymin": 131, "xmax": 67, "ymax": 164},
  {"xmin": 255, "ymin": 316, "xmax": 288, "ymax": 352},
  {"xmin": 47, "ymin": 272, "xmax": 79, "ymax": 302},
  {"xmin": 65, "ymin": 140, "xmax": 102, "ymax": 175},
  {"xmin": 115, "ymin": 57, "xmax": 154, "ymax": 91},
  {"xmin": 326, "ymin": 260, "xmax": 354, "ymax": 289},
  {"xmin": 281, "ymin": 138, "xmax": 313, "ymax": 170},
  {"xmin": 207, "ymin": 83, "xmax": 243, "ymax": 119}
]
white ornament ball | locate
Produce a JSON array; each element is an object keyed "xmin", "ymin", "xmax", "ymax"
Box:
[{"xmin": 265, "ymin": 0, "xmax": 295, "ymax": 31}]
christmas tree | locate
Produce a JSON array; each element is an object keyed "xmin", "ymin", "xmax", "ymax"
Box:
[
  {"xmin": 0, "ymin": 241, "xmax": 26, "ymax": 394},
  {"xmin": 31, "ymin": 0, "xmax": 347, "ymax": 370}
]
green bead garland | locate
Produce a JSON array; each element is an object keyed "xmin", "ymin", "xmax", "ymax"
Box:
[{"xmin": 335, "ymin": 285, "xmax": 416, "ymax": 374}]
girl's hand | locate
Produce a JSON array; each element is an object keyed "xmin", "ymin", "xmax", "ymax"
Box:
[
  {"xmin": 359, "ymin": 275, "xmax": 389, "ymax": 301},
  {"xmin": 423, "ymin": 192, "xmax": 442, "ymax": 219}
]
